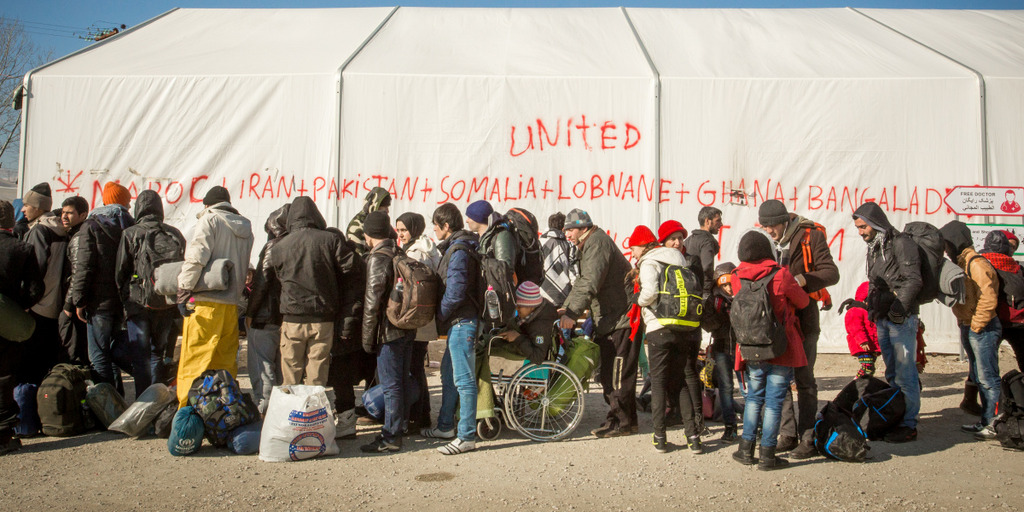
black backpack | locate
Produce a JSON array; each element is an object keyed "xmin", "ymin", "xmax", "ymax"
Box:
[
  {"xmin": 835, "ymin": 376, "xmax": 906, "ymax": 440},
  {"xmin": 504, "ymin": 207, "xmax": 545, "ymax": 287},
  {"xmin": 135, "ymin": 226, "xmax": 185, "ymax": 309},
  {"xmin": 994, "ymin": 370, "xmax": 1024, "ymax": 450},
  {"xmin": 653, "ymin": 263, "xmax": 703, "ymax": 332},
  {"xmin": 187, "ymin": 370, "xmax": 260, "ymax": 447},
  {"xmin": 813, "ymin": 402, "xmax": 869, "ymax": 462},
  {"xmin": 37, "ymin": 364, "xmax": 95, "ymax": 437},
  {"xmin": 902, "ymin": 222, "xmax": 944, "ymax": 305},
  {"xmin": 730, "ymin": 268, "xmax": 787, "ymax": 361},
  {"xmin": 479, "ymin": 257, "xmax": 517, "ymax": 327}
]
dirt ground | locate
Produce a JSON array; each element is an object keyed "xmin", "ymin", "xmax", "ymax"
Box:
[{"xmin": 1, "ymin": 342, "xmax": 1022, "ymax": 512}]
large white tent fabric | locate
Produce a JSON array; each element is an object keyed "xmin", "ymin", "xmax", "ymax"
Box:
[{"xmin": 18, "ymin": 7, "xmax": 1024, "ymax": 353}]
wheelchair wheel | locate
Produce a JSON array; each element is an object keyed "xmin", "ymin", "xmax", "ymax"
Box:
[
  {"xmin": 503, "ymin": 361, "xmax": 585, "ymax": 442},
  {"xmin": 477, "ymin": 415, "xmax": 503, "ymax": 441}
]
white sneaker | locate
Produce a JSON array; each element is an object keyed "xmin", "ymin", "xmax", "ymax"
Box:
[
  {"xmin": 420, "ymin": 427, "xmax": 455, "ymax": 439},
  {"xmin": 438, "ymin": 438, "xmax": 476, "ymax": 455},
  {"xmin": 974, "ymin": 425, "xmax": 997, "ymax": 441},
  {"xmin": 335, "ymin": 409, "xmax": 357, "ymax": 439}
]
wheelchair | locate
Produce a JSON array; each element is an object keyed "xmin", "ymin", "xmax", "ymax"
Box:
[{"xmin": 476, "ymin": 324, "xmax": 586, "ymax": 442}]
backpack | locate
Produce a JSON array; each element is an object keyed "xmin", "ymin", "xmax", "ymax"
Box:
[
  {"xmin": 982, "ymin": 259, "xmax": 1024, "ymax": 327},
  {"xmin": 386, "ymin": 253, "xmax": 439, "ymax": 330},
  {"xmin": 813, "ymin": 402, "xmax": 869, "ymax": 462},
  {"xmin": 136, "ymin": 226, "xmax": 185, "ymax": 309},
  {"xmin": 504, "ymin": 207, "xmax": 545, "ymax": 286},
  {"xmin": 480, "ymin": 257, "xmax": 517, "ymax": 327},
  {"xmin": 730, "ymin": 268, "xmax": 788, "ymax": 362},
  {"xmin": 37, "ymin": 364, "xmax": 94, "ymax": 437},
  {"xmin": 799, "ymin": 224, "xmax": 833, "ymax": 309},
  {"xmin": 902, "ymin": 222, "xmax": 944, "ymax": 305},
  {"xmin": 187, "ymin": 369, "xmax": 260, "ymax": 447},
  {"xmin": 835, "ymin": 376, "xmax": 906, "ymax": 440},
  {"xmin": 653, "ymin": 263, "xmax": 703, "ymax": 332},
  {"xmin": 993, "ymin": 370, "xmax": 1024, "ymax": 450}
]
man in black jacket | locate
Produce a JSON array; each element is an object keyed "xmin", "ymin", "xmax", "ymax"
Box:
[
  {"xmin": 266, "ymin": 197, "xmax": 360, "ymax": 386},
  {"xmin": 67, "ymin": 182, "xmax": 135, "ymax": 387},
  {"xmin": 359, "ymin": 211, "xmax": 415, "ymax": 453},
  {"xmin": 0, "ymin": 200, "xmax": 44, "ymax": 455},
  {"xmin": 684, "ymin": 206, "xmax": 723, "ymax": 297},
  {"xmin": 852, "ymin": 201, "xmax": 922, "ymax": 443},
  {"xmin": 115, "ymin": 190, "xmax": 186, "ymax": 391},
  {"xmin": 58, "ymin": 196, "xmax": 89, "ymax": 365}
]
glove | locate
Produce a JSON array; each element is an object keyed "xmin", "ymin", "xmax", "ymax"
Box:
[
  {"xmin": 177, "ymin": 289, "xmax": 194, "ymax": 318},
  {"xmin": 887, "ymin": 300, "xmax": 906, "ymax": 325}
]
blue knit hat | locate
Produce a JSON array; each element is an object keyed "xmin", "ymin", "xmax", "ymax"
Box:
[{"xmin": 466, "ymin": 200, "xmax": 493, "ymax": 224}]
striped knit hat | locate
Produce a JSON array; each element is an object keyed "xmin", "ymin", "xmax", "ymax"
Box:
[{"xmin": 515, "ymin": 281, "xmax": 543, "ymax": 307}]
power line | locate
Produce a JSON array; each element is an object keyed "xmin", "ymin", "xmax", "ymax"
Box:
[{"xmin": 0, "ymin": 17, "xmax": 88, "ymax": 31}]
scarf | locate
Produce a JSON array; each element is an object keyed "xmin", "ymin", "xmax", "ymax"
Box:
[
  {"xmin": 983, "ymin": 252, "xmax": 1021, "ymax": 273},
  {"xmin": 628, "ymin": 277, "xmax": 643, "ymax": 342}
]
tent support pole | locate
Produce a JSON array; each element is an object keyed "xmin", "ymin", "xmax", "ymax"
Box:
[{"xmin": 621, "ymin": 7, "xmax": 662, "ymax": 228}]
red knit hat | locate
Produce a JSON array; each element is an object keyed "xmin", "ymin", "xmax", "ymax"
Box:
[
  {"xmin": 102, "ymin": 182, "xmax": 131, "ymax": 207},
  {"xmin": 1002, "ymin": 230, "xmax": 1019, "ymax": 245},
  {"xmin": 657, "ymin": 220, "xmax": 687, "ymax": 243},
  {"xmin": 628, "ymin": 225, "xmax": 657, "ymax": 247}
]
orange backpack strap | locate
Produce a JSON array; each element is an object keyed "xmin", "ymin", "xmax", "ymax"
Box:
[{"xmin": 801, "ymin": 225, "xmax": 832, "ymax": 308}]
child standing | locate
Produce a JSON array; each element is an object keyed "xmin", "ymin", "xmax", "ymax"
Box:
[
  {"xmin": 702, "ymin": 262, "xmax": 739, "ymax": 442},
  {"xmin": 841, "ymin": 282, "xmax": 880, "ymax": 378}
]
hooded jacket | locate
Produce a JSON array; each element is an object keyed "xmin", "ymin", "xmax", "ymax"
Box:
[
  {"xmin": 435, "ymin": 229, "xmax": 481, "ymax": 333},
  {"xmin": 942, "ymin": 222, "xmax": 999, "ymax": 332},
  {"xmin": 69, "ymin": 204, "xmax": 135, "ymax": 315},
  {"xmin": 845, "ymin": 282, "xmax": 879, "ymax": 355},
  {"xmin": 0, "ymin": 230, "xmax": 44, "ymax": 313},
  {"xmin": 775, "ymin": 213, "xmax": 840, "ymax": 296},
  {"xmin": 852, "ymin": 202, "xmax": 923, "ymax": 316},
  {"xmin": 25, "ymin": 211, "xmax": 68, "ymax": 318},
  {"xmin": 683, "ymin": 229, "xmax": 720, "ymax": 296},
  {"xmin": 361, "ymin": 238, "xmax": 414, "ymax": 352},
  {"xmin": 247, "ymin": 203, "xmax": 290, "ymax": 328},
  {"xmin": 267, "ymin": 197, "xmax": 361, "ymax": 324},
  {"xmin": 177, "ymin": 202, "xmax": 253, "ymax": 306},
  {"xmin": 346, "ymin": 187, "xmax": 391, "ymax": 256},
  {"xmin": 405, "ymin": 235, "xmax": 441, "ymax": 269},
  {"xmin": 635, "ymin": 246, "xmax": 691, "ymax": 336},
  {"xmin": 115, "ymin": 190, "xmax": 187, "ymax": 317},
  {"xmin": 730, "ymin": 258, "xmax": 809, "ymax": 369},
  {"xmin": 562, "ymin": 226, "xmax": 631, "ymax": 336}
]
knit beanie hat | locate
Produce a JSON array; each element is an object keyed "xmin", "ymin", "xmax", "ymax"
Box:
[
  {"xmin": 515, "ymin": 281, "xmax": 543, "ymax": 308},
  {"xmin": 0, "ymin": 200, "xmax": 14, "ymax": 229},
  {"xmin": 202, "ymin": 186, "xmax": 231, "ymax": 206},
  {"xmin": 738, "ymin": 230, "xmax": 776, "ymax": 263},
  {"xmin": 758, "ymin": 199, "xmax": 789, "ymax": 226},
  {"xmin": 657, "ymin": 220, "xmax": 687, "ymax": 243},
  {"xmin": 364, "ymin": 210, "xmax": 392, "ymax": 239},
  {"xmin": 466, "ymin": 200, "xmax": 493, "ymax": 224},
  {"xmin": 564, "ymin": 208, "xmax": 593, "ymax": 229},
  {"xmin": 22, "ymin": 182, "xmax": 52, "ymax": 211},
  {"xmin": 1002, "ymin": 230, "xmax": 1019, "ymax": 248},
  {"xmin": 713, "ymin": 262, "xmax": 737, "ymax": 285},
  {"xmin": 102, "ymin": 182, "xmax": 131, "ymax": 207},
  {"xmin": 628, "ymin": 225, "xmax": 657, "ymax": 248}
]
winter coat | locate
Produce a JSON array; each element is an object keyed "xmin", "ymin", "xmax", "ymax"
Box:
[
  {"xmin": 845, "ymin": 282, "xmax": 879, "ymax": 355},
  {"xmin": 683, "ymin": 229, "xmax": 720, "ymax": 296},
  {"xmin": 436, "ymin": 230, "xmax": 481, "ymax": 333},
  {"xmin": 69, "ymin": 204, "xmax": 135, "ymax": 315},
  {"xmin": 362, "ymin": 239, "xmax": 414, "ymax": 352},
  {"xmin": 247, "ymin": 204, "xmax": 290, "ymax": 328},
  {"xmin": 503, "ymin": 300, "xmax": 559, "ymax": 363},
  {"xmin": 706, "ymin": 288, "xmax": 734, "ymax": 355},
  {"xmin": 539, "ymin": 228, "xmax": 577, "ymax": 307},
  {"xmin": 731, "ymin": 258, "xmax": 809, "ymax": 369},
  {"xmin": 775, "ymin": 214, "xmax": 840, "ymax": 296},
  {"xmin": 345, "ymin": 187, "xmax": 391, "ymax": 257},
  {"xmin": 404, "ymin": 235, "xmax": 441, "ymax": 270},
  {"xmin": 178, "ymin": 202, "xmax": 253, "ymax": 306},
  {"xmin": 562, "ymin": 226, "xmax": 631, "ymax": 337},
  {"xmin": 115, "ymin": 190, "xmax": 186, "ymax": 318},
  {"xmin": 25, "ymin": 212, "xmax": 68, "ymax": 319},
  {"xmin": 635, "ymin": 246, "xmax": 688, "ymax": 335},
  {"xmin": 267, "ymin": 197, "xmax": 360, "ymax": 323},
  {"xmin": 853, "ymin": 202, "xmax": 923, "ymax": 316},
  {"xmin": 0, "ymin": 230, "xmax": 44, "ymax": 312},
  {"xmin": 953, "ymin": 247, "xmax": 1000, "ymax": 332},
  {"xmin": 62, "ymin": 224, "xmax": 83, "ymax": 314}
]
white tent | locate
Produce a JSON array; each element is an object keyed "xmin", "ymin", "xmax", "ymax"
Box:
[{"xmin": 18, "ymin": 7, "xmax": 1024, "ymax": 353}]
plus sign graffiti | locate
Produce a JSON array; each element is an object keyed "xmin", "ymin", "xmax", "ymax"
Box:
[{"xmin": 56, "ymin": 169, "xmax": 83, "ymax": 194}]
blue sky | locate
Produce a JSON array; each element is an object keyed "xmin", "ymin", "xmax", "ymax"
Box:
[{"xmin": 5, "ymin": 0, "xmax": 1024, "ymax": 62}]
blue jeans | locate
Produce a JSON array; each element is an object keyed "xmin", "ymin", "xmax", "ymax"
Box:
[
  {"xmin": 438, "ymin": 319, "xmax": 479, "ymax": 441},
  {"xmin": 876, "ymin": 315, "xmax": 921, "ymax": 429},
  {"xmin": 87, "ymin": 313, "xmax": 133, "ymax": 387},
  {"xmin": 961, "ymin": 318, "xmax": 1002, "ymax": 425},
  {"xmin": 377, "ymin": 333, "xmax": 415, "ymax": 442},
  {"xmin": 713, "ymin": 350, "xmax": 740, "ymax": 426},
  {"xmin": 741, "ymin": 362, "xmax": 793, "ymax": 447},
  {"xmin": 126, "ymin": 309, "xmax": 181, "ymax": 392},
  {"xmin": 247, "ymin": 325, "xmax": 281, "ymax": 414}
]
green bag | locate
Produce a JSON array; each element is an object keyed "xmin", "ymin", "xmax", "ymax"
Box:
[
  {"xmin": 547, "ymin": 337, "xmax": 600, "ymax": 416},
  {"xmin": 0, "ymin": 293, "xmax": 36, "ymax": 342}
]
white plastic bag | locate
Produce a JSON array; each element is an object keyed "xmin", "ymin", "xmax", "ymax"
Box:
[
  {"xmin": 108, "ymin": 383, "xmax": 177, "ymax": 437},
  {"xmin": 258, "ymin": 385, "xmax": 338, "ymax": 462}
]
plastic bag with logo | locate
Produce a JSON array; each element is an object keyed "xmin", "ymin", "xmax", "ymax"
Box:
[{"xmin": 258, "ymin": 385, "xmax": 338, "ymax": 462}]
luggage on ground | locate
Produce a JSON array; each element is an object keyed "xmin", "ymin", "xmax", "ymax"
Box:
[
  {"xmin": 86, "ymin": 382, "xmax": 129, "ymax": 428},
  {"xmin": 834, "ymin": 376, "xmax": 905, "ymax": 440},
  {"xmin": 187, "ymin": 369, "xmax": 260, "ymax": 447},
  {"xmin": 37, "ymin": 363, "xmax": 93, "ymax": 437},
  {"xmin": 227, "ymin": 421, "xmax": 262, "ymax": 455},
  {"xmin": 813, "ymin": 402, "xmax": 869, "ymax": 462},
  {"xmin": 109, "ymin": 383, "xmax": 177, "ymax": 437},
  {"xmin": 153, "ymin": 400, "xmax": 180, "ymax": 439},
  {"xmin": 13, "ymin": 383, "xmax": 40, "ymax": 437},
  {"xmin": 259, "ymin": 385, "xmax": 339, "ymax": 462},
  {"xmin": 994, "ymin": 370, "xmax": 1024, "ymax": 450},
  {"xmin": 167, "ymin": 406, "xmax": 205, "ymax": 456}
]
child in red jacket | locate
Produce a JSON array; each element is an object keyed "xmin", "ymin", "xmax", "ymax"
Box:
[{"xmin": 841, "ymin": 281, "xmax": 880, "ymax": 378}]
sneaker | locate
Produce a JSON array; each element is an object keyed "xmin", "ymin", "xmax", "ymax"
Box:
[
  {"xmin": 974, "ymin": 425, "xmax": 997, "ymax": 441},
  {"xmin": 686, "ymin": 435, "xmax": 704, "ymax": 454},
  {"xmin": 720, "ymin": 425, "xmax": 738, "ymax": 444},
  {"xmin": 438, "ymin": 438, "xmax": 476, "ymax": 455},
  {"xmin": 652, "ymin": 434, "xmax": 668, "ymax": 453},
  {"xmin": 420, "ymin": 427, "xmax": 456, "ymax": 439},
  {"xmin": 883, "ymin": 426, "xmax": 918, "ymax": 443},
  {"xmin": 360, "ymin": 435, "xmax": 401, "ymax": 453},
  {"xmin": 960, "ymin": 422, "xmax": 985, "ymax": 434}
]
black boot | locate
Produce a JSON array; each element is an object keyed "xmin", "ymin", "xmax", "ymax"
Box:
[
  {"xmin": 776, "ymin": 435, "xmax": 798, "ymax": 452},
  {"xmin": 732, "ymin": 438, "xmax": 757, "ymax": 465},
  {"xmin": 720, "ymin": 424, "xmax": 738, "ymax": 443},
  {"xmin": 959, "ymin": 380, "xmax": 982, "ymax": 416},
  {"xmin": 758, "ymin": 445, "xmax": 789, "ymax": 471},
  {"xmin": 789, "ymin": 439, "xmax": 818, "ymax": 459}
]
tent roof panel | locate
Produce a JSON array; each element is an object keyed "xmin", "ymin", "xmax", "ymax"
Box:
[
  {"xmin": 34, "ymin": 8, "xmax": 396, "ymax": 77},
  {"xmin": 861, "ymin": 9, "xmax": 1024, "ymax": 79},
  {"xmin": 343, "ymin": 7, "xmax": 654, "ymax": 78},
  {"xmin": 625, "ymin": 8, "xmax": 976, "ymax": 79}
]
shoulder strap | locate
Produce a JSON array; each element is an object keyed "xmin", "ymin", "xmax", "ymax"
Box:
[{"xmin": 965, "ymin": 254, "xmax": 988, "ymax": 279}]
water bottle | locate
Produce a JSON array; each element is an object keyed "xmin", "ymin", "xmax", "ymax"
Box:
[
  {"xmin": 485, "ymin": 285, "xmax": 501, "ymax": 320},
  {"xmin": 391, "ymin": 277, "xmax": 405, "ymax": 303}
]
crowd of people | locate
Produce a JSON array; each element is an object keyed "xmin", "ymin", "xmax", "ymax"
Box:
[{"xmin": 0, "ymin": 180, "xmax": 1021, "ymax": 466}]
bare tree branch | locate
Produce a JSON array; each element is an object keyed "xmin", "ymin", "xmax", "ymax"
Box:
[{"xmin": 0, "ymin": 18, "xmax": 53, "ymax": 171}]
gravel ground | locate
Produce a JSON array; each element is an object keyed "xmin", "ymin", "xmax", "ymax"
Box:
[{"xmin": 1, "ymin": 344, "xmax": 1022, "ymax": 511}]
